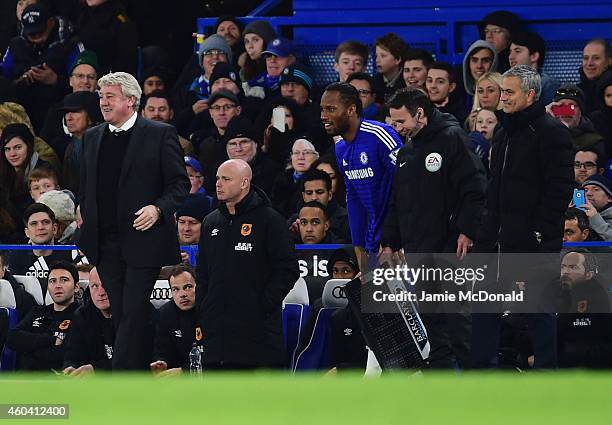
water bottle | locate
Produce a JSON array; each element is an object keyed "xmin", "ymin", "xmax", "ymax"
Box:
[{"xmin": 189, "ymin": 343, "xmax": 202, "ymax": 375}]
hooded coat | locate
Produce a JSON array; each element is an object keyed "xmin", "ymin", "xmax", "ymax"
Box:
[{"xmin": 462, "ymin": 40, "xmax": 499, "ymax": 96}]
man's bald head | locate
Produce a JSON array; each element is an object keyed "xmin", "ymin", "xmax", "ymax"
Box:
[{"xmin": 216, "ymin": 159, "xmax": 252, "ymax": 207}]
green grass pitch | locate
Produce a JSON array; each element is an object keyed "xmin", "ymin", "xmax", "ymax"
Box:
[{"xmin": 0, "ymin": 372, "xmax": 609, "ymax": 424}]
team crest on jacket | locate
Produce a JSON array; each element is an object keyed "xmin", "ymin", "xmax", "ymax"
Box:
[
  {"xmin": 360, "ymin": 152, "xmax": 368, "ymax": 165},
  {"xmin": 577, "ymin": 300, "xmax": 588, "ymax": 313},
  {"xmin": 241, "ymin": 223, "xmax": 252, "ymax": 236},
  {"xmin": 195, "ymin": 326, "xmax": 203, "ymax": 341},
  {"xmin": 425, "ymin": 152, "xmax": 442, "ymax": 172},
  {"xmin": 58, "ymin": 320, "xmax": 71, "ymax": 331}
]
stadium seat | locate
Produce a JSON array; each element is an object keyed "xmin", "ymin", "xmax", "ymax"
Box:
[
  {"xmin": 14, "ymin": 275, "xmax": 44, "ymax": 306},
  {"xmin": 320, "ymin": 279, "xmax": 350, "ymax": 309},
  {"xmin": 150, "ymin": 280, "xmax": 172, "ymax": 309},
  {"xmin": 0, "ymin": 280, "xmax": 19, "ymax": 371},
  {"xmin": 292, "ymin": 307, "xmax": 337, "ymax": 371},
  {"xmin": 0, "ymin": 280, "xmax": 17, "ymax": 309},
  {"xmin": 283, "ymin": 277, "xmax": 309, "ymax": 306},
  {"xmin": 282, "ymin": 303, "xmax": 311, "ymax": 370}
]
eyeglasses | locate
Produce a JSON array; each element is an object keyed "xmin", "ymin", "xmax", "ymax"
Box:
[
  {"xmin": 574, "ymin": 161, "xmax": 597, "ymax": 170},
  {"xmin": 204, "ymin": 49, "xmax": 226, "ymax": 57},
  {"xmin": 483, "ymin": 28, "xmax": 504, "ymax": 35},
  {"xmin": 71, "ymin": 73, "xmax": 96, "ymax": 81},
  {"xmin": 556, "ymin": 88, "xmax": 581, "ymax": 97},
  {"xmin": 227, "ymin": 140, "xmax": 254, "ymax": 149},
  {"xmin": 209, "ymin": 104, "xmax": 237, "ymax": 112},
  {"xmin": 291, "ymin": 150, "xmax": 316, "ymax": 157},
  {"xmin": 356, "ymin": 89, "xmax": 373, "ymax": 96}
]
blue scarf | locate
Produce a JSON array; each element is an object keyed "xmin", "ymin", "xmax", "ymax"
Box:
[
  {"xmin": 248, "ymin": 72, "xmax": 280, "ymax": 91},
  {"xmin": 189, "ymin": 75, "xmax": 210, "ymax": 100}
]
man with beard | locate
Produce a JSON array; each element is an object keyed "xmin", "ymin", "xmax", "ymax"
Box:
[
  {"xmin": 320, "ymin": 82, "xmax": 402, "ymax": 271},
  {"xmin": 6, "ymin": 260, "xmax": 79, "ymax": 371}
]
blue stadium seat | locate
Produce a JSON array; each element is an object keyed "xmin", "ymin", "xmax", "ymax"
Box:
[
  {"xmin": 282, "ymin": 303, "xmax": 311, "ymax": 370},
  {"xmin": 0, "ymin": 280, "xmax": 19, "ymax": 371},
  {"xmin": 292, "ymin": 307, "xmax": 337, "ymax": 371}
]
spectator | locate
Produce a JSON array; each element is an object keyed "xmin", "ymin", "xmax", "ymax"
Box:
[
  {"xmin": 62, "ymin": 267, "xmax": 114, "ymax": 376},
  {"xmin": 0, "ymin": 123, "xmax": 53, "ymax": 219},
  {"xmin": 509, "ymin": 32, "xmax": 561, "ymax": 105},
  {"xmin": 183, "ymin": 156, "xmax": 207, "ymax": 195},
  {"xmin": 288, "ymin": 168, "xmax": 350, "ymax": 243},
  {"xmin": 426, "ymin": 61, "xmax": 466, "ymax": 123},
  {"xmin": 582, "ymin": 174, "xmax": 612, "ymax": 241},
  {"xmin": 321, "ymin": 82, "xmax": 402, "ymax": 270},
  {"xmin": 224, "ymin": 115, "xmax": 282, "ymax": 196},
  {"xmin": 0, "ymin": 101, "xmax": 61, "ymax": 172},
  {"xmin": 546, "ymin": 84, "xmax": 605, "ymax": 152},
  {"xmin": 38, "ymin": 190, "xmax": 77, "ymax": 244},
  {"xmin": 76, "ymin": 71, "xmax": 189, "ymax": 370},
  {"xmin": 468, "ymin": 108, "xmax": 498, "ymax": 169},
  {"xmin": 279, "ymin": 64, "xmax": 328, "ymax": 155},
  {"xmin": 207, "ymin": 62, "xmax": 260, "ymax": 124},
  {"xmin": 478, "ymin": 10, "xmax": 522, "ymax": 73},
  {"xmin": 403, "ymin": 49, "xmax": 434, "ymax": 90},
  {"xmin": 140, "ymin": 66, "xmax": 169, "ymax": 96},
  {"xmin": 77, "ymin": 0, "xmax": 138, "ymax": 75},
  {"xmin": 0, "ymin": 250, "xmax": 37, "ymax": 317},
  {"xmin": 9, "ymin": 203, "xmax": 75, "ymax": 293},
  {"xmin": 258, "ymin": 97, "xmax": 305, "ymax": 165},
  {"xmin": 578, "ymin": 39, "xmax": 612, "ymax": 114},
  {"xmin": 28, "ymin": 167, "xmax": 59, "ymax": 202},
  {"xmin": 590, "ymin": 71, "xmax": 612, "ymax": 156},
  {"xmin": 462, "ymin": 40, "xmax": 498, "ymax": 97},
  {"xmin": 1, "ymin": 3, "xmax": 83, "ymax": 131},
  {"xmin": 248, "ymin": 37, "xmax": 296, "ymax": 99},
  {"xmin": 574, "ymin": 146, "xmax": 605, "ymax": 186},
  {"xmin": 193, "ymin": 90, "xmax": 242, "ymax": 194},
  {"xmin": 57, "ymin": 91, "xmax": 104, "ymax": 195},
  {"xmin": 178, "ymin": 34, "xmax": 232, "ymax": 114},
  {"xmin": 475, "ymin": 65, "xmax": 575, "ymax": 369},
  {"xmin": 313, "ymin": 153, "xmax": 347, "ymax": 208},
  {"xmin": 466, "ymin": 72, "xmax": 503, "ymax": 132},
  {"xmin": 334, "ymin": 40, "xmax": 369, "ymax": 82},
  {"xmin": 373, "ymin": 33, "xmax": 409, "ymax": 102},
  {"xmin": 6, "ymin": 260, "xmax": 79, "ymax": 371},
  {"xmin": 546, "ymin": 250, "xmax": 612, "ymax": 368},
  {"xmin": 214, "ymin": 15, "xmax": 244, "ymax": 66},
  {"xmin": 140, "ymin": 90, "xmax": 195, "ymax": 156},
  {"xmin": 564, "ymin": 207, "xmax": 596, "ymax": 243},
  {"xmin": 347, "ymin": 72, "xmax": 380, "ymax": 120},
  {"xmin": 238, "ymin": 20, "xmax": 276, "ymax": 84},
  {"xmin": 176, "ymin": 194, "xmax": 212, "ymax": 264},
  {"xmin": 40, "ymin": 49, "xmax": 100, "ymax": 146},
  {"xmin": 271, "ymin": 137, "xmax": 319, "ymax": 218},
  {"xmin": 298, "ymin": 201, "xmax": 340, "ymax": 244},
  {"xmin": 197, "ymin": 159, "xmax": 299, "ymax": 369},
  {"xmin": 151, "ymin": 265, "xmax": 202, "ymax": 376}
]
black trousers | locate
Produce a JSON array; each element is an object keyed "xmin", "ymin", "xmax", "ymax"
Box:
[{"xmin": 97, "ymin": 234, "xmax": 160, "ymax": 370}]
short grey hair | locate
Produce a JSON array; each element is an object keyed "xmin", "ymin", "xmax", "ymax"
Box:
[
  {"xmin": 293, "ymin": 138, "xmax": 319, "ymax": 158},
  {"xmin": 97, "ymin": 72, "xmax": 142, "ymax": 109},
  {"xmin": 502, "ymin": 65, "xmax": 542, "ymax": 101}
]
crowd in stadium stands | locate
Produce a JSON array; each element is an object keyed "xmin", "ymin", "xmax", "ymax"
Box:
[{"xmin": 1, "ymin": 1, "xmax": 612, "ymax": 373}]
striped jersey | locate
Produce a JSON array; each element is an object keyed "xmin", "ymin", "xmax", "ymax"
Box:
[{"xmin": 335, "ymin": 119, "xmax": 403, "ymax": 253}]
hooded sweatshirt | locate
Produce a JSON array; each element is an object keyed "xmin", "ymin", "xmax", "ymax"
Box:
[{"xmin": 462, "ymin": 40, "xmax": 499, "ymax": 96}]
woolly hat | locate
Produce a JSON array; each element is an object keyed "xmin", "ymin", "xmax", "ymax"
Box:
[
  {"xmin": 243, "ymin": 20, "xmax": 276, "ymax": 46},
  {"xmin": 38, "ymin": 190, "xmax": 76, "ymax": 222},
  {"xmin": 198, "ymin": 34, "xmax": 232, "ymax": 68},
  {"xmin": 209, "ymin": 62, "xmax": 242, "ymax": 89},
  {"xmin": 176, "ymin": 194, "xmax": 212, "ymax": 222},
  {"xmin": 583, "ymin": 174, "xmax": 612, "ymax": 198},
  {"xmin": 279, "ymin": 64, "xmax": 314, "ymax": 92},
  {"xmin": 479, "ymin": 10, "xmax": 522, "ymax": 35},
  {"xmin": 224, "ymin": 116, "xmax": 258, "ymax": 144},
  {"xmin": 553, "ymin": 84, "xmax": 586, "ymax": 113}
]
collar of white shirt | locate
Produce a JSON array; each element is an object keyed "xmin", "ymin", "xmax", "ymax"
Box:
[{"xmin": 108, "ymin": 111, "xmax": 137, "ymax": 133}]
